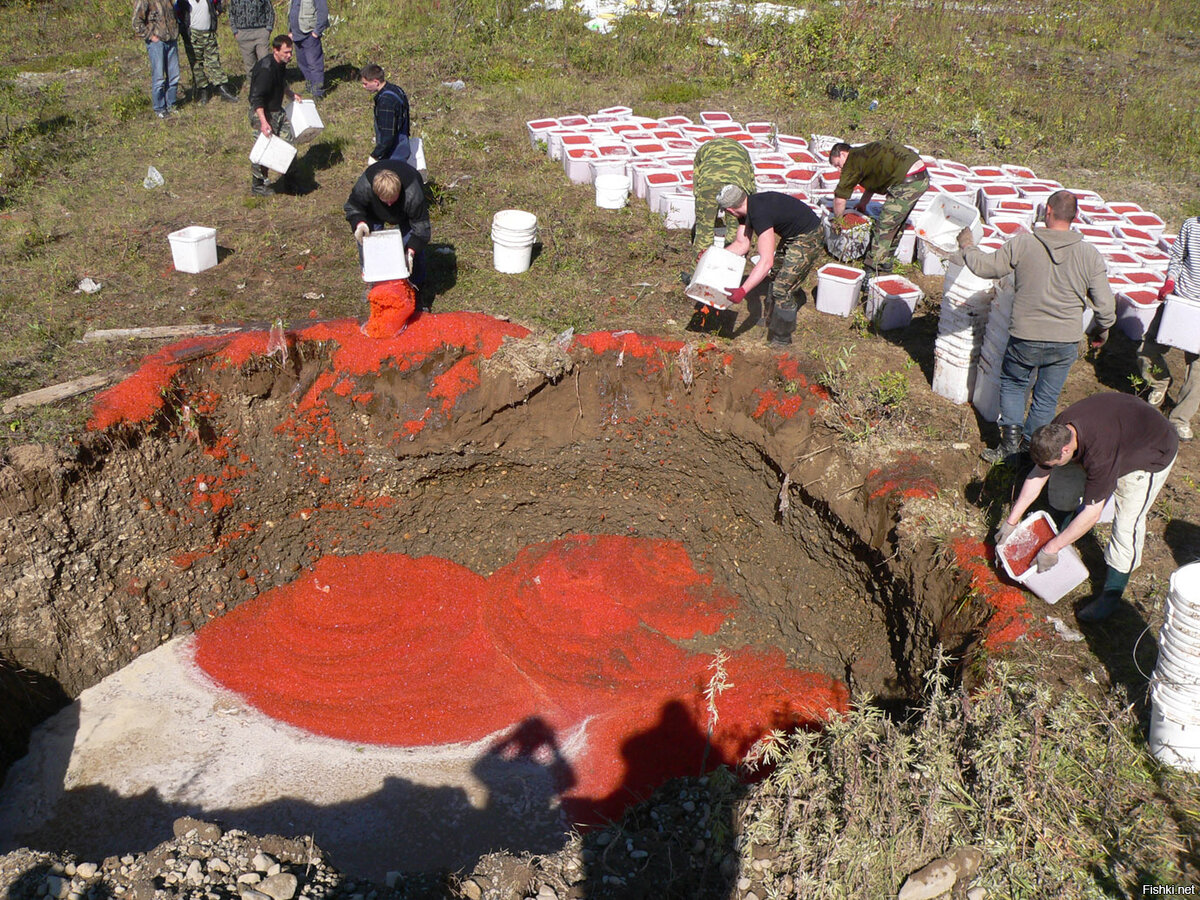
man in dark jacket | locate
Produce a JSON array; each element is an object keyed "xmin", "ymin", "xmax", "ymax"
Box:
[
  {"xmin": 828, "ymin": 139, "xmax": 928, "ymax": 276},
  {"xmin": 718, "ymin": 185, "xmax": 824, "ymax": 348},
  {"xmin": 359, "ymin": 64, "xmax": 411, "ymax": 165},
  {"xmin": 952, "ymin": 190, "xmax": 1116, "ymax": 463},
  {"xmin": 344, "ymin": 159, "xmax": 431, "ymax": 289},
  {"xmin": 175, "ymin": 0, "xmax": 237, "ymax": 103},
  {"xmin": 247, "ymin": 34, "xmax": 302, "ymax": 195},
  {"xmin": 997, "ymin": 393, "xmax": 1178, "ymax": 622}
]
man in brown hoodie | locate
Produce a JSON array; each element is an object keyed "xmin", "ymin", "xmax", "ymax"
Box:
[{"xmin": 952, "ymin": 190, "xmax": 1116, "ymax": 463}]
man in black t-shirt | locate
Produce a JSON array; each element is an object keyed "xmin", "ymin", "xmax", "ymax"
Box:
[
  {"xmin": 997, "ymin": 393, "xmax": 1179, "ymax": 621},
  {"xmin": 247, "ymin": 34, "xmax": 302, "ymax": 195},
  {"xmin": 717, "ymin": 185, "xmax": 824, "ymax": 348}
]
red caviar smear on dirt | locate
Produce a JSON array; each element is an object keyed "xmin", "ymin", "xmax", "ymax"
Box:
[
  {"xmin": 866, "ymin": 453, "xmax": 939, "ymax": 501},
  {"xmin": 951, "ymin": 537, "xmax": 1032, "ymax": 649},
  {"xmin": 195, "ymin": 536, "xmax": 847, "ymax": 824},
  {"xmin": 572, "ymin": 331, "xmax": 685, "ymax": 359},
  {"xmin": 172, "ymin": 550, "xmax": 209, "ymax": 569},
  {"xmin": 430, "ymin": 357, "xmax": 482, "ymax": 413}
]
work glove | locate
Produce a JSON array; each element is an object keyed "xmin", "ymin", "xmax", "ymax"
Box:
[
  {"xmin": 727, "ymin": 287, "xmax": 746, "ymax": 304},
  {"xmin": 956, "ymin": 227, "xmax": 975, "ymax": 250},
  {"xmin": 1035, "ymin": 548, "xmax": 1059, "ymax": 573},
  {"xmin": 1158, "ymin": 278, "xmax": 1176, "ymax": 302},
  {"xmin": 367, "ymin": 156, "xmax": 378, "ymax": 167},
  {"xmin": 1088, "ymin": 328, "xmax": 1108, "ymax": 350},
  {"xmin": 354, "ymin": 222, "xmax": 371, "ymax": 244},
  {"xmin": 995, "ymin": 519, "xmax": 1017, "ymax": 545}
]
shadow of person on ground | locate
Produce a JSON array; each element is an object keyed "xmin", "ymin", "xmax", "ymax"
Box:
[{"xmin": 1164, "ymin": 518, "xmax": 1200, "ymax": 568}]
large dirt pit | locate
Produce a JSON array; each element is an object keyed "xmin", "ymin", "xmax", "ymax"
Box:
[{"xmin": 0, "ymin": 314, "xmax": 987, "ymax": 879}]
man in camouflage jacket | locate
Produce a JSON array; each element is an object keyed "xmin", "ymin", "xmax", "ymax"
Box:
[{"xmin": 132, "ymin": 0, "xmax": 181, "ymax": 117}]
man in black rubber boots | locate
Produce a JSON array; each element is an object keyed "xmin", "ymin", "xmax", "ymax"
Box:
[
  {"xmin": 717, "ymin": 184, "xmax": 823, "ymax": 348},
  {"xmin": 247, "ymin": 34, "xmax": 302, "ymax": 196},
  {"xmin": 996, "ymin": 393, "xmax": 1178, "ymax": 622}
]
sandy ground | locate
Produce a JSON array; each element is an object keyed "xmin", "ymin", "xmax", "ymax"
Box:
[{"xmin": 0, "ymin": 637, "xmax": 579, "ymax": 880}]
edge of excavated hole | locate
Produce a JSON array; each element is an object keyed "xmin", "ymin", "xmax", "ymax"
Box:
[{"xmin": 0, "ymin": 328, "xmax": 1004, "ymax": 781}]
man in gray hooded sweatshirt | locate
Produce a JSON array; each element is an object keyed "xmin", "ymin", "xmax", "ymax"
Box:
[{"xmin": 953, "ymin": 190, "xmax": 1116, "ymax": 464}]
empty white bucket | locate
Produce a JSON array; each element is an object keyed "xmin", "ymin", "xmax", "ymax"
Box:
[
  {"xmin": 914, "ymin": 194, "xmax": 983, "ymax": 254},
  {"xmin": 167, "ymin": 226, "xmax": 218, "ymax": 273},
  {"xmin": 686, "ymin": 245, "xmax": 745, "ymax": 307},
  {"xmin": 361, "ymin": 230, "xmax": 408, "ymax": 282},
  {"xmin": 595, "ymin": 173, "xmax": 631, "ymax": 209},
  {"xmin": 492, "ymin": 209, "xmax": 538, "ymax": 274},
  {"xmin": 285, "ymin": 99, "xmax": 324, "ymax": 144},
  {"xmin": 249, "ymin": 133, "xmax": 297, "ymax": 174}
]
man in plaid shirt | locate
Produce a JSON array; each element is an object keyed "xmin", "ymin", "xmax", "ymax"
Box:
[{"xmin": 360, "ymin": 64, "xmax": 411, "ymax": 166}]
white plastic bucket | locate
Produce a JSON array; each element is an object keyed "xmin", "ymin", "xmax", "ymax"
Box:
[
  {"xmin": 491, "ymin": 209, "xmax": 537, "ymax": 274},
  {"xmin": 285, "ymin": 99, "xmax": 324, "ymax": 144},
  {"xmin": 249, "ymin": 133, "xmax": 297, "ymax": 174},
  {"xmin": 686, "ymin": 245, "xmax": 745, "ymax": 307},
  {"xmin": 996, "ymin": 510, "xmax": 1089, "ymax": 605},
  {"xmin": 1149, "ymin": 702, "xmax": 1200, "ymax": 771},
  {"xmin": 914, "ymin": 195, "xmax": 983, "ymax": 254},
  {"xmin": 595, "ymin": 173, "xmax": 631, "ymax": 209},
  {"xmin": 866, "ymin": 276, "xmax": 923, "ymax": 331},
  {"xmin": 815, "ymin": 263, "xmax": 865, "ymax": 317},
  {"xmin": 1157, "ymin": 294, "xmax": 1200, "ymax": 355},
  {"xmin": 167, "ymin": 226, "xmax": 218, "ymax": 274},
  {"xmin": 361, "ymin": 230, "xmax": 408, "ymax": 282}
]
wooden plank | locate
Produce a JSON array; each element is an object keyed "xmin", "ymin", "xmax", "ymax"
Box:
[
  {"xmin": 2, "ymin": 373, "xmax": 122, "ymax": 414},
  {"xmin": 80, "ymin": 324, "xmax": 246, "ymax": 343}
]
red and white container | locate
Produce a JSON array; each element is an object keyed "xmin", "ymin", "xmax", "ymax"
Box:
[
  {"xmin": 1116, "ymin": 288, "xmax": 1162, "ymax": 341},
  {"xmin": 815, "ymin": 263, "xmax": 865, "ymax": 317},
  {"xmin": 865, "ymin": 275, "xmax": 923, "ymax": 330},
  {"xmin": 1124, "ymin": 212, "xmax": 1166, "ymax": 238},
  {"xmin": 997, "ymin": 511, "xmax": 1089, "ymax": 605}
]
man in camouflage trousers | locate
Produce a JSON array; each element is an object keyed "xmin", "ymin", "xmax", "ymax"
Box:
[
  {"xmin": 692, "ymin": 138, "xmax": 755, "ymax": 252},
  {"xmin": 828, "ymin": 139, "xmax": 928, "ymax": 276},
  {"xmin": 175, "ymin": 0, "xmax": 238, "ymax": 104},
  {"xmin": 718, "ymin": 185, "xmax": 824, "ymax": 347}
]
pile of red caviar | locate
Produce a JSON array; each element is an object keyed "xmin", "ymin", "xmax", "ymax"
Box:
[{"xmin": 195, "ymin": 535, "xmax": 848, "ymax": 822}]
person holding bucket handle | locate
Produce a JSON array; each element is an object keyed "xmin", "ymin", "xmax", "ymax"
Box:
[
  {"xmin": 998, "ymin": 393, "xmax": 1178, "ymax": 623},
  {"xmin": 1137, "ymin": 215, "xmax": 1200, "ymax": 442},
  {"xmin": 344, "ymin": 160, "xmax": 430, "ymax": 293},
  {"xmin": 360, "ymin": 64, "xmax": 412, "ymax": 167},
  {"xmin": 691, "ymin": 139, "xmax": 754, "ymax": 253},
  {"xmin": 133, "ymin": 0, "xmax": 181, "ymax": 119},
  {"xmin": 827, "ymin": 139, "xmax": 928, "ymax": 278},
  {"xmin": 951, "ymin": 190, "xmax": 1115, "ymax": 465},
  {"xmin": 718, "ymin": 185, "xmax": 824, "ymax": 348},
  {"xmin": 247, "ymin": 34, "xmax": 302, "ymax": 196}
]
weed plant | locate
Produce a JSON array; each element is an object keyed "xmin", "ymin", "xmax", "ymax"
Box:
[{"xmin": 740, "ymin": 651, "xmax": 1200, "ymax": 897}]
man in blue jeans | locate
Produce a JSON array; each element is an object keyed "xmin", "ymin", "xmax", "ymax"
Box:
[
  {"xmin": 952, "ymin": 190, "xmax": 1116, "ymax": 464},
  {"xmin": 133, "ymin": 0, "xmax": 181, "ymax": 118}
]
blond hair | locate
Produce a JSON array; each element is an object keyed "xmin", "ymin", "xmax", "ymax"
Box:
[{"xmin": 372, "ymin": 170, "xmax": 402, "ymax": 204}]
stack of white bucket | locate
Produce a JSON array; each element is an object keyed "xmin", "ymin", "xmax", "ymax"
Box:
[
  {"xmin": 1150, "ymin": 561, "xmax": 1200, "ymax": 771},
  {"xmin": 933, "ymin": 263, "xmax": 996, "ymax": 404},
  {"xmin": 970, "ymin": 276, "xmax": 1014, "ymax": 421},
  {"xmin": 491, "ymin": 209, "xmax": 538, "ymax": 274}
]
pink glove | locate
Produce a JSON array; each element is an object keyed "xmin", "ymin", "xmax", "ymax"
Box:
[
  {"xmin": 1158, "ymin": 278, "xmax": 1176, "ymax": 302},
  {"xmin": 727, "ymin": 287, "xmax": 746, "ymax": 304}
]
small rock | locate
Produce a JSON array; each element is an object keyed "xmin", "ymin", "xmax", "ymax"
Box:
[
  {"xmin": 898, "ymin": 858, "xmax": 957, "ymax": 900},
  {"xmin": 257, "ymin": 872, "xmax": 298, "ymax": 900},
  {"xmin": 629, "ymin": 850, "xmax": 647, "ymax": 860},
  {"xmin": 952, "ymin": 442, "xmax": 970, "ymax": 451},
  {"xmin": 595, "ymin": 832, "xmax": 613, "ymax": 847},
  {"xmin": 384, "ymin": 873, "xmax": 400, "ymax": 889},
  {"xmin": 239, "ymin": 890, "xmax": 272, "ymax": 900},
  {"xmin": 207, "ymin": 859, "xmax": 231, "ymax": 875},
  {"xmin": 266, "ymin": 864, "xmax": 282, "ymax": 877},
  {"xmin": 252, "ymin": 854, "xmax": 276, "ymax": 874},
  {"xmin": 535, "ymin": 886, "xmax": 558, "ymax": 900},
  {"xmin": 64, "ymin": 864, "xmax": 77, "ymax": 877},
  {"xmin": 45, "ymin": 876, "xmax": 67, "ymax": 899},
  {"xmin": 237, "ymin": 874, "xmax": 262, "ymax": 886},
  {"xmin": 966, "ymin": 889, "xmax": 986, "ymax": 900},
  {"xmin": 76, "ymin": 864, "xmax": 98, "ymax": 880},
  {"xmin": 737, "ymin": 877, "xmax": 751, "ymax": 891},
  {"xmin": 186, "ymin": 860, "xmax": 204, "ymax": 885},
  {"xmin": 459, "ymin": 880, "xmax": 482, "ymax": 900},
  {"xmin": 745, "ymin": 893, "xmax": 759, "ymax": 900}
]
